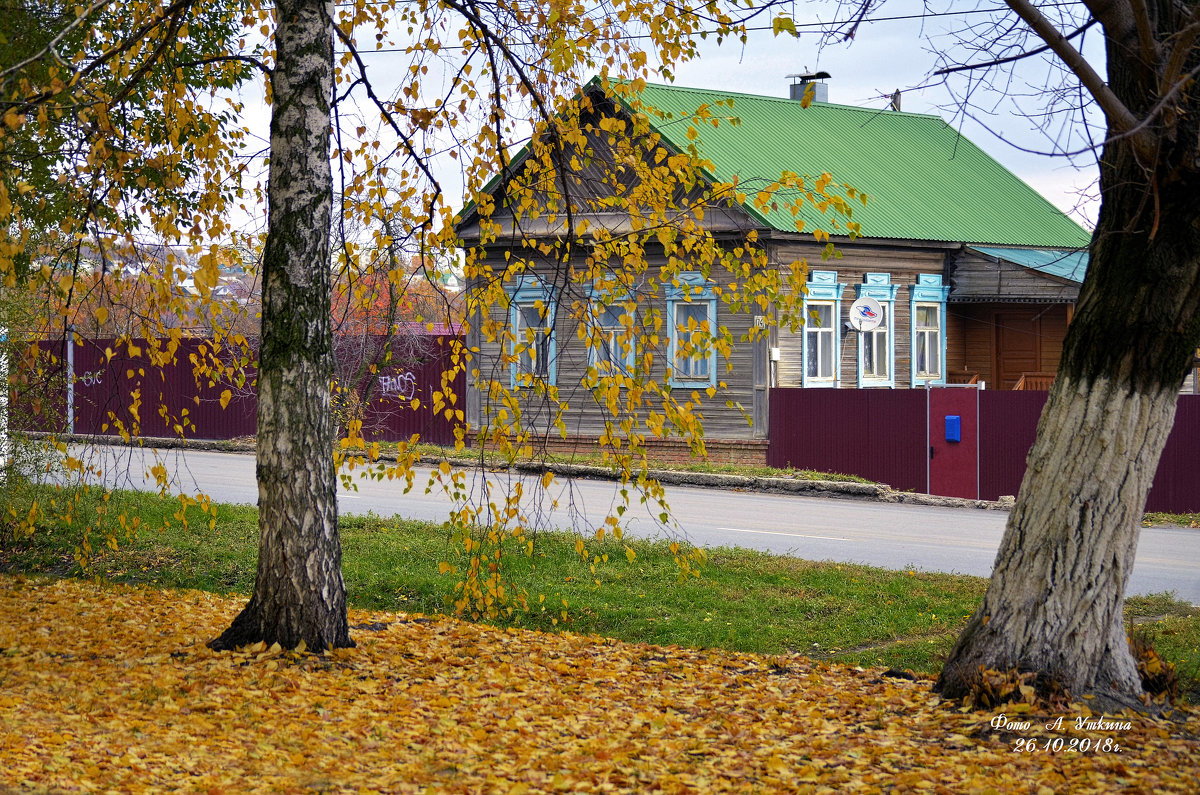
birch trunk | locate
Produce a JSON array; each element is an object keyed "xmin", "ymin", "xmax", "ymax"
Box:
[
  {"xmin": 936, "ymin": 11, "xmax": 1200, "ymax": 707},
  {"xmin": 209, "ymin": 0, "xmax": 351, "ymax": 652}
]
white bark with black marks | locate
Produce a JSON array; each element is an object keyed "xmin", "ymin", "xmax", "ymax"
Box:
[{"xmin": 210, "ymin": 0, "xmax": 351, "ymax": 653}]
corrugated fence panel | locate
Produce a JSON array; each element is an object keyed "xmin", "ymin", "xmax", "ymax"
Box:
[
  {"xmin": 767, "ymin": 388, "xmax": 927, "ymax": 492},
  {"xmin": 13, "ymin": 336, "xmax": 465, "ymax": 444},
  {"xmin": 10, "ymin": 339, "xmax": 69, "ymax": 432},
  {"xmin": 771, "ymin": 388, "xmax": 1200, "ymax": 513},
  {"xmin": 1147, "ymin": 395, "xmax": 1200, "ymax": 513},
  {"xmin": 71, "ymin": 338, "xmax": 257, "ymax": 439},
  {"xmin": 979, "ymin": 389, "xmax": 1047, "ymax": 501},
  {"xmin": 979, "ymin": 391, "xmax": 1200, "ymax": 512},
  {"xmin": 358, "ymin": 337, "xmax": 466, "ymax": 446}
]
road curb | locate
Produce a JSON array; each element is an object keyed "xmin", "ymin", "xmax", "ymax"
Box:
[{"xmin": 42, "ymin": 432, "xmax": 1015, "ymax": 512}]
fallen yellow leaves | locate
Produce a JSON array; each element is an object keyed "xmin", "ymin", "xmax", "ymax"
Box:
[{"xmin": 1, "ymin": 575, "xmax": 1197, "ymax": 793}]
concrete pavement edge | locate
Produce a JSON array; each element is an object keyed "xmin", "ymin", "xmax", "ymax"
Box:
[{"xmin": 38, "ymin": 432, "xmax": 1016, "ymax": 513}]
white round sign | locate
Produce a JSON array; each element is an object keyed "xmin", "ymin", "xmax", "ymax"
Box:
[{"xmin": 848, "ymin": 296, "xmax": 883, "ymax": 332}]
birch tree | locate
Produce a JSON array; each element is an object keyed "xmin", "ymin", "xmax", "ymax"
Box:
[
  {"xmin": 207, "ymin": 0, "xmax": 349, "ymax": 651},
  {"xmin": 5, "ymin": 0, "xmax": 834, "ymax": 646}
]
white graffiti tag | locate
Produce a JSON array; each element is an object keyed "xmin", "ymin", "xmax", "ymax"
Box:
[
  {"xmin": 79, "ymin": 370, "xmax": 103, "ymax": 387},
  {"xmin": 378, "ymin": 371, "xmax": 417, "ymax": 400}
]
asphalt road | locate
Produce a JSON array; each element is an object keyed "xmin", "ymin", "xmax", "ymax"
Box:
[{"xmin": 66, "ymin": 445, "xmax": 1200, "ymax": 604}]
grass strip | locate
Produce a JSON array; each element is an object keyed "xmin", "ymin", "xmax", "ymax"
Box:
[{"xmin": 2, "ymin": 484, "xmax": 1196, "ymax": 700}]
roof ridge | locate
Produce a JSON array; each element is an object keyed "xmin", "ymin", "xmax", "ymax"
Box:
[{"xmin": 632, "ymin": 80, "xmax": 945, "ymax": 121}]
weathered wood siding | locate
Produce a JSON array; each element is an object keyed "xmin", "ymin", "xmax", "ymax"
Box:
[
  {"xmin": 948, "ymin": 250, "xmax": 1081, "ymax": 304},
  {"xmin": 467, "ymin": 254, "xmax": 767, "ymax": 440},
  {"xmin": 456, "ymin": 98, "xmax": 755, "ymax": 244},
  {"xmin": 770, "ymin": 242, "xmax": 949, "ymax": 388}
]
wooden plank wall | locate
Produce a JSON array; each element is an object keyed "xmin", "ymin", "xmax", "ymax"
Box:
[
  {"xmin": 947, "ymin": 304, "xmax": 1069, "ymax": 390},
  {"xmin": 467, "ymin": 254, "xmax": 766, "ymax": 441},
  {"xmin": 770, "ymin": 242, "xmax": 947, "ymax": 389}
]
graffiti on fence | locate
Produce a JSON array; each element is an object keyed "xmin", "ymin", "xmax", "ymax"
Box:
[
  {"xmin": 20, "ymin": 336, "xmax": 464, "ymax": 445},
  {"xmin": 378, "ymin": 371, "xmax": 417, "ymax": 401}
]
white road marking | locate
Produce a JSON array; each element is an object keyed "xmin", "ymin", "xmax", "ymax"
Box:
[{"xmin": 718, "ymin": 527, "xmax": 849, "ymax": 541}]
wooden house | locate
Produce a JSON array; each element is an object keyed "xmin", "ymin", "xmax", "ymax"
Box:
[{"xmin": 455, "ymin": 79, "xmax": 1093, "ymax": 461}]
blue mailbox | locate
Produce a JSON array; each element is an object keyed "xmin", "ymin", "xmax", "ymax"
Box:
[{"xmin": 945, "ymin": 415, "xmax": 961, "ymax": 443}]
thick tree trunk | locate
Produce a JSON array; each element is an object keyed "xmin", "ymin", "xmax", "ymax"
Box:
[
  {"xmin": 935, "ymin": 378, "xmax": 1179, "ymax": 711},
  {"xmin": 937, "ymin": 11, "xmax": 1200, "ymax": 709},
  {"xmin": 209, "ymin": 0, "xmax": 352, "ymax": 652}
]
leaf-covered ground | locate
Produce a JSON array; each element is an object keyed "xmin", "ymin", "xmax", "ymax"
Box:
[{"xmin": 2, "ymin": 576, "xmax": 1197, "ymax": 793}]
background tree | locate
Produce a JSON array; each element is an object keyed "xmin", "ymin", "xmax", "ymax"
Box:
[
  {"xmin": 836, "ymin": 0, "xmax": 1200, "ymax": 711},
  {"xmin": 329, "ymin": 212, "xmax": 462, "ymax": 438},
  {"xmin": 4, "ymin": 0, "xmax": 841, "ymax": 646}
]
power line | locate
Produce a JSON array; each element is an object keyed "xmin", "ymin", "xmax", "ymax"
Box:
[{"xmin": 343, "ymin": 4, "xmax": 1079, "ymax": 54}]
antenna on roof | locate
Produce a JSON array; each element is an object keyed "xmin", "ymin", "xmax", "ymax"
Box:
[{"xmin": 890, "ymin": 89, "xmax": 902, "ymax": 112}]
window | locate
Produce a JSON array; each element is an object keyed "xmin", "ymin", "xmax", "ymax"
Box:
[
  {"xmin": 909, "ymin": 273, "xmax": 949, "ymax": 386},
  {"xmin": 805, "ymin": 302, "xmax": 836, "ymax": 381},
  {"xmin": 913, "ymin": 304, "xmax": 941, "ymax": 378},
  {"xmin": 589, "ymin": 300, "xmax": 635, "ymax": 375},
  {"xmin": 861, "ymin": 304, "xmax": 889, "ymax": 378},
  {"xmin": 514, "ymin": 304, "xmax": 551, "ymax": 377},
  {"xmin": 666, "ymin": 273, "xmax": 717, "ymax": 388},
  {"xmin": 674, "ymin": 302, "xmax": 711, "ymax": 379},
  {"xmin": 856, "ymin": 273, "xmax": 898, "ymax": 387},
  {"xmin": 801, "ymin": 270, "xmax": 844, "ymax": 387},
  {"xmin": 509, "ymin": 277, "xmax": 557, "ymax": 387}
]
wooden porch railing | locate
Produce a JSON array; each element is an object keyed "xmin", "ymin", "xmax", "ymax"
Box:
[
  {"xmin": 1013, "ymin": 372, "xmax": 1056, "ymax": 390},
  {"xmin": 948, "ymin": 370, "xmax": 980, "ymax": 385}
]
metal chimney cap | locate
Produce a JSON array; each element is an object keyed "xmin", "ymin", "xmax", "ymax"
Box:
[{"xmin": 786, "ymin": 71, "xmax": 831, "ymax": 82}]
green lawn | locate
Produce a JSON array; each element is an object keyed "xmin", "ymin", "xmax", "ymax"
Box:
[{"xmin": 3, "ymin": 483, "xmax": 1197, "ymax": 701}]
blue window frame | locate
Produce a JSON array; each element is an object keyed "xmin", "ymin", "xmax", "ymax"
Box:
[
  {"xmin": 909, "ymin": 273, "xmax": 950, "ymax": 386},
  {"xmin": 587, "ymin": 289, "xmax": 636, "ymax": 375},
  {"xmin": 856, "ymin": 273, "xmax": 899, "ymax": 388},
  {"xmin": 666, "ymin": 273, "xmax": 717, "ymax": 388},
  {"xmin": 802, "ymin": 270, "xmax": 844, "ymax": 387},
  {"xmin": 509, "ymin": 276, "xmax": 557, "ymax": 388}
]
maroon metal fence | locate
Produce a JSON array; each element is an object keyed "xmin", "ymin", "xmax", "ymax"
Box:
[
  {"xmin": 978, "ymin": 390, "xmax": 1047, "ymax": 502},
  {"xmin": 352, "ymin": 340, "xmax": 467, "ymax": 446},
  {"xmin": 768, "ymin": 387, "xmax": 1200, "ymax": 514},
  {"xmin": 11, "ymin": 335, "xmax": 466, "ymax": 446},
  {"xmin": 69, "ymin": 337, "xmax": 258, "ymax": 439},
  {"xmin": 8, "ymin": 338, "xmax": 69, "ymax": 433},
  {"xmin": 1145, "ymin": 395, "xmax": 1200, "ymax": 513},
  {"xmin": 767, "ymin": 388, "xmax": 927, "ymax": 493}
]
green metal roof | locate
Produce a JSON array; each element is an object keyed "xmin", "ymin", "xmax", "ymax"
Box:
[
  {"xmin": 971, "ymin": 246, "xmax": 1089, "ymax": 282},
  {"xmin": 620, "ymin": 83, "xmax": 1093, "ymax": 248}
]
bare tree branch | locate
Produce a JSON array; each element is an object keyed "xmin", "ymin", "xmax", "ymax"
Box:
[
  {"xmin": 1007, "ymin": 0, "xmax": 1152, "ymax": 158},
  {"xmin": 934, "ymin": 18, "xmax": 1097, "ymax": 76},
  {"xmin": 330, "ymin": 24, "xmax": 443, "ymax": 228},
  {"xmin": 1160, "ymin": 7, "xmax": 1200, "ymax": 99},
  {"xmin": 1126, "ymin": 0, "xmax": 1160, "ymax": 67}
]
